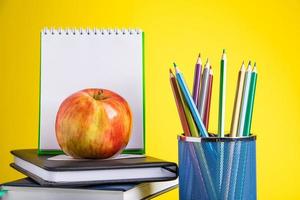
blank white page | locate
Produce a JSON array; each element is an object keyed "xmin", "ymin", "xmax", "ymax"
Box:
[{"xmin": 39, "ymin": 28, "xmax": 144, "ymax": 152}]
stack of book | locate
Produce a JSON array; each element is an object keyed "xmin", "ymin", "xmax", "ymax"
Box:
[
  {"xmin": 1, "ymin": 149, "xmax": 178, "ymax": 200},
  {"xmin": 1, "ymin": 28, "xmax": 178, "ymax": 199}
]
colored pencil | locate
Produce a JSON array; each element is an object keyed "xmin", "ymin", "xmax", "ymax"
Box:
[
  {"xmin": 217, "ymin": 50, "xmax": 226, "ymax": 197},
  {"xmin": 169, "ymin": 69, "xmax": 191, "ymax": 136},
  {"xmin": 173, "ymin": 64, "xmax": 216, "ymax": 198},
  {"xmin": 171, "ymin": 69, "xmax": 199, "ymax": 137},
  {"xmin": 192, "ymin": 54, "xmax": 202, "ymax": 106},
  {"xmin": 243, "ymin": 63, "xmax": 258, "ymax": 136},
  {"xmin": 197, "ymin": 59, "xmax": 210, "ymax": 120},
  {"xmin": 181, "ymin": 96, "xmax": 200, "ymax": 137},
  {"xmin": 224, "ymin": 61, "xmax": 246, "ymax": 198},
  {"xmin": 236, "ymin": 65, "xmax": 257, "ymax": 198},
  {"xmin": 230, "ymin": 61, "xmax": 246, "ymax": 137},
  {"xmin": 237, "ymin": 61, "xmax": 252, "ymax": 136},
  {"xmin": 218, "ymin": 49, "xmax": 226, "ymax": 137},
  {"xmin": 204, "ymin": 66, "xmax": 213, "ymax": 129},
  {"xmin": 173, "ymin": 63, "xmax": 209, "ymax": 138}
]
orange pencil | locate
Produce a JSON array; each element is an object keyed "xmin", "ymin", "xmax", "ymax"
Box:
[
  {"xmin": 169, "ymin": 69, "xmax": 191, "ymax": 136},
  {"xmin": 204, "ymin": 66, "xmax": 213, "ymax": 129}
]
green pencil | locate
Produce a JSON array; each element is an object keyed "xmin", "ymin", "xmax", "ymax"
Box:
[
  {"xmin": 218, "ymin": 49, "xmax": 226, "ymax": 137},
  {"xmin": 243, "ymin": 63, "xmax": 258, "ymax": 136}
]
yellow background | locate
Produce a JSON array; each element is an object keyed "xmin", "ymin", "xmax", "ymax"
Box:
[{"xmin": 0, "ymin": 0, "xmax": 299, "ymax": 199}]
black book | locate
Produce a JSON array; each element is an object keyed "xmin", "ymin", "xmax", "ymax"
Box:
[
  {"xmin": 1, "ymin": 178, "xmax": 178, "ymax": 200},
  {"xmin": 10, "ymin": 149, "xmax": 178, "ymax": 186}
]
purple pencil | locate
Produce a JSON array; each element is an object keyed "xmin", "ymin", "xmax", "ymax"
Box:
[{"xmin": 192, "ymin": 54, "xmax": 202, "ymax": 105}]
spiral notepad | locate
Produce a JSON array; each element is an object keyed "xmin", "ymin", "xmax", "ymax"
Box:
[{"xmin": 39, "ymin": 28, "xmax": 144, "ymax": 154}]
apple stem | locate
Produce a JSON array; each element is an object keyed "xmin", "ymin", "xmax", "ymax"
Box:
[{"xmin": 94, "ymin": 90, "xmax": 106, "ymax": 100}]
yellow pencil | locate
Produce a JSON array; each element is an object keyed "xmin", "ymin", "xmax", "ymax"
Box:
[{"xmin": 230, "ymin": 61, "xmax": 246, "ymax": 137}]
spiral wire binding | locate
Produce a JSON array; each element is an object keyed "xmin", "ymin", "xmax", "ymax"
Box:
[{"xmin": 42, "ymin": 28, "xmax": 142, "ymax": 35}]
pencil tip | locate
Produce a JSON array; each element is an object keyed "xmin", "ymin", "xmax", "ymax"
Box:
[
  {"xmin": 204, "ymin": 58, "xmax": 210, "ymax": 68},
  {"xmin": 252, "ymin": 63, "xmax": 257, "ymax": 73},
  {"xmin": 169, "ymin": 68, "xmax": 173, "ymax": 74},
  {"xmin": 248, "ymin": 61, "xmax": 251, "ymax": 66},
  {"xmin": 242, "ymin": 61, "xmax": 244, "ymax": 65},
  {"xmin": 221, "ymin": 49, "xmax": 226, "ymax": 60},
  {"xmin": 173, "ymin": 62, "xmax": 177, "ymax": 67},
  {"xmin": 196, "ymin": 54, "xmax": 202, "ymax": 64}
]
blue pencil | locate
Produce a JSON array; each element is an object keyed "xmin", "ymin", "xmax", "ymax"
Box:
[{"xmin": 173, "ymin": 63, "xmax": 209, "ymax": 138}]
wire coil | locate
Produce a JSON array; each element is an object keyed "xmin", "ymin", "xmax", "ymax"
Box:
[{"xmin": 42, "ymin": 28, "xmax": 142, "ymax": 35}]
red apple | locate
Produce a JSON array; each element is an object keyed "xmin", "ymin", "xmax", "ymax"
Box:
[{"xmin": 55, "ymin": 88, "xmax": 132, "ymax": 159}]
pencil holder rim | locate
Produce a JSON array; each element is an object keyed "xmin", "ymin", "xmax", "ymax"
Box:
[{"xmin": 178, "ymin": 134, "xmax": 256, "ymax": 142}]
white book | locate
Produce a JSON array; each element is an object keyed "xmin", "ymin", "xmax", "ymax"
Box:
[{"xmin": 1, "ymin": 178, "xmax": 178, "ymax": 200}]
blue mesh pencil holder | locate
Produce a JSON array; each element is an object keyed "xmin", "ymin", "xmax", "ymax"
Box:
[{"xmin": 178, "ymin": 135, "xmax": 257, "ymax": 200}]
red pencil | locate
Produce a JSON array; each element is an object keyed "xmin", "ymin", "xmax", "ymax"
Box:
[
  {"xmin": 169, "ymin": 69, "xmax": 191, "ymax": 136},
  {"xmin": 204, "ymin": 66, "xmax": 213, "ymax": 129}
]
